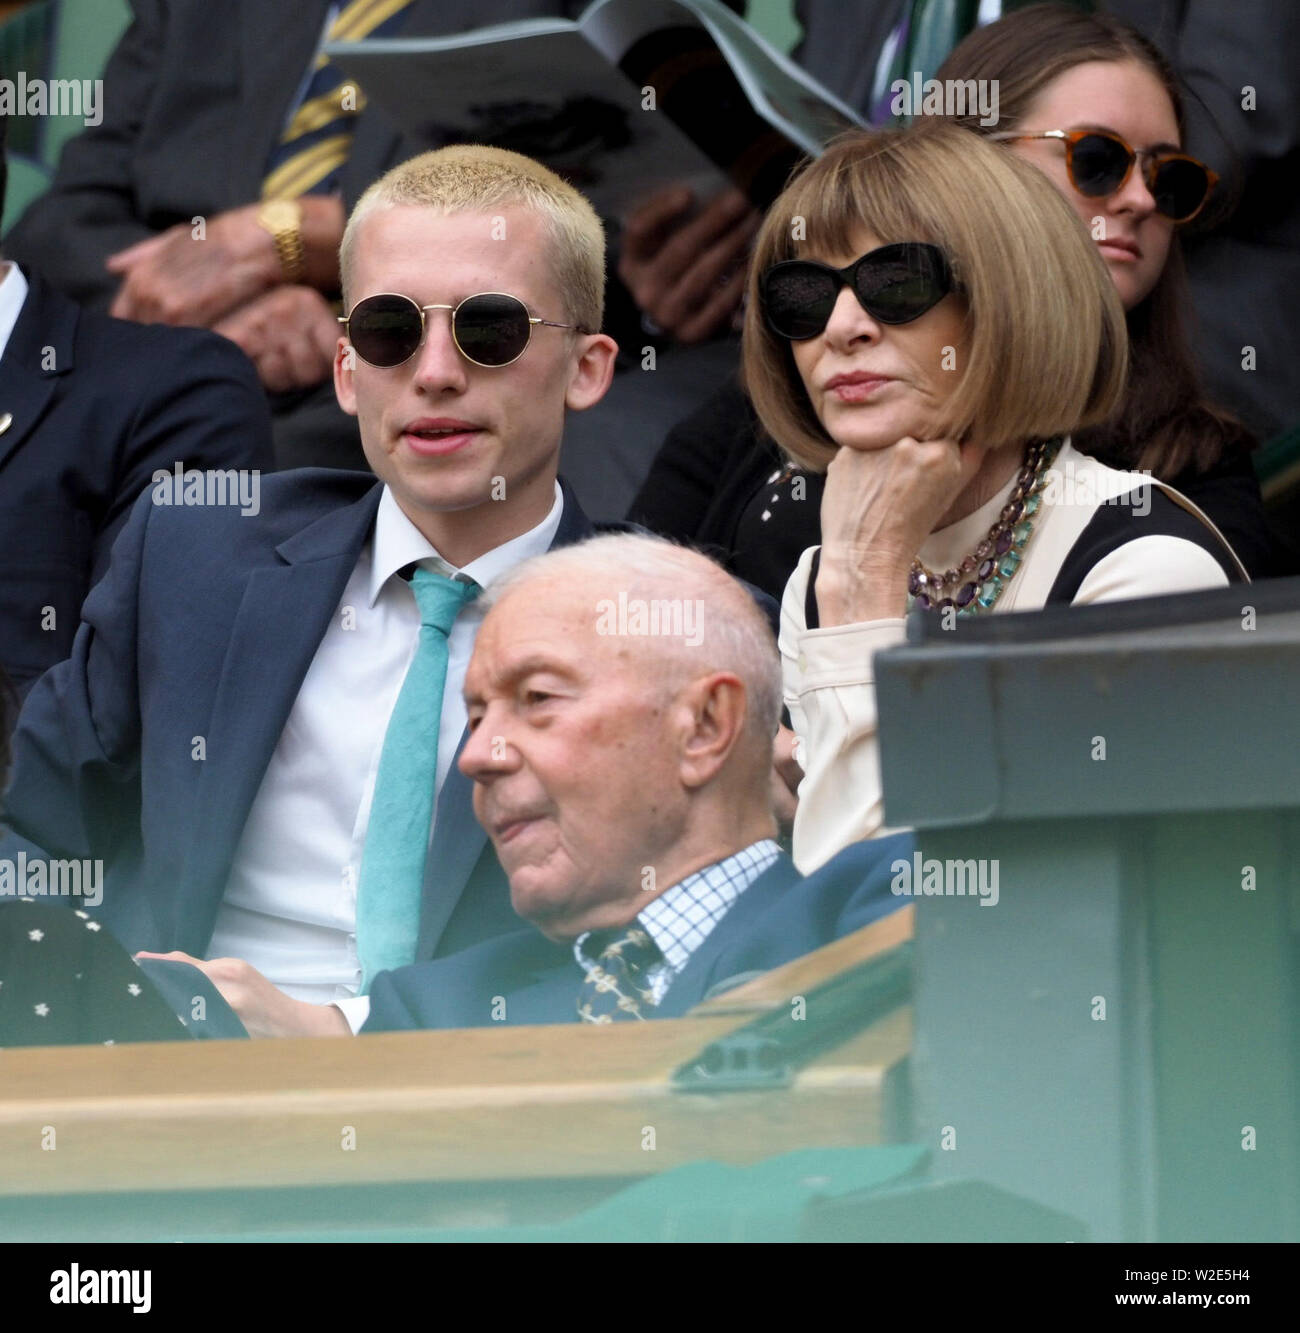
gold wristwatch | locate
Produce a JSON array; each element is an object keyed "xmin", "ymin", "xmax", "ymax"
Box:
[{"xmin": 256, "ymin": 198, "xmax": 306, "ymax": 283}]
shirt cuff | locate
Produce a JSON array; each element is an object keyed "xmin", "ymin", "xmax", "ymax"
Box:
[
  {"xmin": 795, "ymin": 619, "xmax": 907, "ymax": 689},
  {"xmin": 332, "ymin": 995, "xmax": 370, "ymax": 1034}
]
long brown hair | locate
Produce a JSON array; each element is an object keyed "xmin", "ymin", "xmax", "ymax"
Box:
[{"xmin": 935, "ymin": 2, "xmax": 1252, "ymax": 478}]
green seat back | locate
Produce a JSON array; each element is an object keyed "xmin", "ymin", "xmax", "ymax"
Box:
[
  {"xmin": 0, "ymin": 0, "xmax": 131, "ymax": 231},
  {"xmin": 1254, "ymin": 423, "xmax": 1300, "ymax": 505}
]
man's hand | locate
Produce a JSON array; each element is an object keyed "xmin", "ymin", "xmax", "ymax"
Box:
[
  {"xmin": 771, "ymin": 724, "xmax": 803, "ymax": 837},
  {"xmin": 618, "ymin": 185, "xmax": 758, "ymax": 343},
  {"xmin": 213, "ymin": 286, "xmax": 339, "ymax": 393},
  {"xmin": 816, "ymin": 436, "xmax": 988, "ymax": 626},
  {"xmin": 107, "ymin": 204, "xmax": 283, "ymax": 327},
  {"xmin": 134, "ymin": 951, "xmax": 351, "ymax": 1038}
]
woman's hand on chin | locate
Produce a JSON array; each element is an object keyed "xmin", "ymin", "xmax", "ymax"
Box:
[{"xmin": 815, "ymin": 435, "xmax": 987, "ymax": 626}]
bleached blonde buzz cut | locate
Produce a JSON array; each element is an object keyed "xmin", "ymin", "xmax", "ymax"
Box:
[{"xmin": 339, "ymin": 144, "xmax": 606, "ymax": 333}]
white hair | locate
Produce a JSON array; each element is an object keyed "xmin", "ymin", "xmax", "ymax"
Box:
[{"xmin": 482, "ymin": 532, "xmax": 782, "ymax": 753}]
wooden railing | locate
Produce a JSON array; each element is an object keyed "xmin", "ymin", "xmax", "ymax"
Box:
[{"xmin": 0, "ymin": 910, "xmax": 913, "ymax": 1230}]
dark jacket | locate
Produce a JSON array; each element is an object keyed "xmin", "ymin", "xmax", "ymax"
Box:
[
  {"xmin": 0, "ymin": 266, "xmax": 271, "ymax": 700},
  {"xmin": 365, "ymin": 835, "xmax": 911, "ymax": 1031},
  {"xmin": 1, "ymin": 0, "xmax": 591, "ymax": 310}
]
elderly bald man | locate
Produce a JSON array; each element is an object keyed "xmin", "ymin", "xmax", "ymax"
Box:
[
  {"xmin": 360, "ymin": 533, "xmax": 910, "ymax": 1031},
  {"xmin": 169, "ymin": 532, "xmax": 909, "ymax": 1035}
]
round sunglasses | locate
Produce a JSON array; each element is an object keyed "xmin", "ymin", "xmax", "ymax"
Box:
[
  {"xmin": 338, "ymin": 291, "xmax": 587, "ymax": 368},
  {"xmin": 760, "ymin": 241, "xmax": 955, "ymax": 341},
  {"xmin": 989, "ymin": 128, "xmax": 1218, "ymax": 223}
]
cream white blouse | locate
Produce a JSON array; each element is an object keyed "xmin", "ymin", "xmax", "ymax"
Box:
[{"xmin": 780, "ymin": 441, "xmax": 1244, "ymax": 872}]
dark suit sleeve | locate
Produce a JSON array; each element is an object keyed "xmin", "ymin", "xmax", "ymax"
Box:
[
  {"xmin": 363, "ymin": 928, "xmax": 560, "ymax": 1033},
  {"xmin": 364, "ymin": 966, "xmax": 431, "ymax": 1032},
  {"xmin": 364, "ymin": 950, "xmax": 496, "ymax": 1033},
  {"xmin": 831, "ymin": 832, "xmax": 912, "ymax": 936},
  {"xmin": 94, "ymin": 330, "xmax": 274, "ymax": 585},
  {"xmin": 0, "ymin": 488, "xmax": 152, "ymax": 865},
  {"xmin": 2, "ymin": 0, "xmax": 166, "ymax": 308},
  {"xmin": 1159, "ymin": 0, "xmax": 1300, "ymax": 181},
  {"xmin": 698, "ymin": 835, "xmax": 910, "ymax": 994},
  {"xmin": 625, "ymin": 380, "xmax": 752, "ymax": 536}
]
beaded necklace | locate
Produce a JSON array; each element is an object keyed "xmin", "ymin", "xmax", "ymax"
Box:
[{"xmin": 908, "ymin": 437, "xmax": 1061, "ymax": 615}]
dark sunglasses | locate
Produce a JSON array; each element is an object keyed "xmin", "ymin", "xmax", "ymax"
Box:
[
  {"xmin": 338, "ymin": 291, "xmax": 587, "ymax": 368},
  {"xmin": 989, "ymin": 128, "xmax": 1218, "ymax": 223},
  {"xmin": 760, "ymin": 242, "xmax": 955, "ymax": 341}
]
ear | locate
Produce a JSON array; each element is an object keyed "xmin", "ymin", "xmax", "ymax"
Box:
[
  {"xmin": 564, "ymin": 332, "xmax": 619, "ymax": 413},
  {"xmin": 677, "ymin": 672, "xmax": 748, "ymax": 790},
  {"xmin": 333, "ymin": 337, "xmax": 359, "ymax": 417}
]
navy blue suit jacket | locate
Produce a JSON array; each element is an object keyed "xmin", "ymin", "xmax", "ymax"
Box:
[
  {"xmin": 0, "ymin": 470, "xmax": 596, "ymax": 964},
  {"xmin": 0, "ymin": 267, "xmax": 271, "ymax": 700},
  {"xmin": 364, "ymin": 835, "xmax": 912, "ymax": 1032}
]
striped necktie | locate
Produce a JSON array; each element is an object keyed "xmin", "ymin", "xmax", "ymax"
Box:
[
  {"xmin": 356, "ymin": 566, "xmax": 479, "ymax": 992},
  {"xmin": 577, "ymin": 926, "xmax": 665, "ymax": 1024},
  {"xmin": 262, "ymin": 0, "xmax": 414, "ymax": 201}
]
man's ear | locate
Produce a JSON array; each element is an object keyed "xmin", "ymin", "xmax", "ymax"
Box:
[
  {"xmin": 678, "ymin": 672, "xmax": 747, "ymax": 790},
  {"xmin": 564, "ymin": 332, "xmax": 618, "ymax": 413},
  {"xmin": 333, "ymin": 337, "xmax": 359, "ymax": 417}
]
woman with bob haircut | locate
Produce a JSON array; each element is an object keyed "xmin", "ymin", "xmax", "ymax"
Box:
[
  {"xmin": 630, "ymin": 3, "xmax": 1285, "ymax": 598},
  {"xmin": 750, "ymin": 124, "xmax": 1246, "ymax": 871}
]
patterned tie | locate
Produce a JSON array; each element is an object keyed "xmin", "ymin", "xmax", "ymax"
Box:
[
  {"xmin": 577, "ymin": 926, "xmax": 665, "ymax": 1024},
  {"xmin": 356, "ymin": 566, "xmax": 479, "ymax": 992},
  {"xmin": 262, "ymin": 0, "xmax": 414, "ymax": 200}
]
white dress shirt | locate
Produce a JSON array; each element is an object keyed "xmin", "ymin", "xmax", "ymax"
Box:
[
  {"xmin": 0, "ymin": 262, "xmax": 30, "ymax": 362},
  {"xmin": 207, "ymin": 483, "xmax": 563, "ymax": 1029}
]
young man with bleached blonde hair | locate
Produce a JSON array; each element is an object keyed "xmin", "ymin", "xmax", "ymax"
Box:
[
  {"xmin": 2, "ymin": 144, "xmax": 623, "ymax": 1036},
  {"xmin": 339, "ymin": 143, "xmax": 606, "ymax": 339}
]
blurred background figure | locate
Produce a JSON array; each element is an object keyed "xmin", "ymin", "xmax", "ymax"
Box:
[
  {"xmin": 0, "ymin": 0, "xmax": 748, "ymax": 518},
  {"xmin": 0, "ymin": 110, "xmax": 271, "ymax": 724},
  {"xmin": 3, "ymin": 1, "xmax": 567, "ymax": 474},
  {"xmin": 1106, "ymin": 0, "xmax": 1299, "ymax": 445}
]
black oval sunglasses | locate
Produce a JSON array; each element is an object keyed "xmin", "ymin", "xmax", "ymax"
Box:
[{"xmin": 760, "ymin": 242, "xmax": 955, "ymax": 341}]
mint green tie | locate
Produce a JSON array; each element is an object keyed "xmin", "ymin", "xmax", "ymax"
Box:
[{"xmin": 356, "ymin": 566, "xmax": 479, "ymax": 992}]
